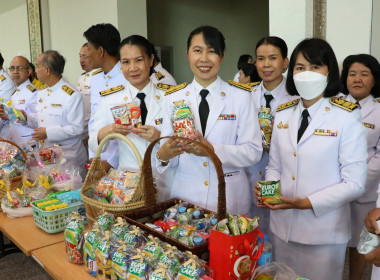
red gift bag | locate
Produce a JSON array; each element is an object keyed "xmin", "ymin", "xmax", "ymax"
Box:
[{"xmin": 209, "ymin": 225, "xmax": 264, "ymax": 280}]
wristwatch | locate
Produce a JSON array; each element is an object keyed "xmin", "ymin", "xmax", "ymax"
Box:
[{"xmin": 156, "ymin": 151, "xmax": 169, "ymax": 166}]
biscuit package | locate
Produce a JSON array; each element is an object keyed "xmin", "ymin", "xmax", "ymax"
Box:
[{"xmin": 258, "ymin": 180, "xmax": 282, "ymax": 205}]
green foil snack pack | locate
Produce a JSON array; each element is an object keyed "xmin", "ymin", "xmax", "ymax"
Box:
[{"xmin": 258, "ymin": 180, "xmax": 282, "ymax": 204}]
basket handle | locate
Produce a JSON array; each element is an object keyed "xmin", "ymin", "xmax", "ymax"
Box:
[
  {"xmin": 143, "ymin": 136, "xmax": 227, "ymax": 221},
  {"xmin": 95, "ymin": 133, "xmax": 143, "ymax": 168},
  {"xmin": 0, "ymin": 137, "xmax": 27, "ymax": 161}
]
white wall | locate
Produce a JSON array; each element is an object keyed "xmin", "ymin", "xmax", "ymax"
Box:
[
  {"xmin": 147, "ymin": 0, "xmax": 269, "ymax": 83},
  {"xmin": 118, "ymin": 0, "xmax": 147, "ymax": 39},
  {"xmin": 0, "ymin": 0, "xmax": 31, "ymax": 69},
  {"xmin": 326, "ymin": 0, "xmax": 372, "ymax": 68},
  {"xmin": 371, "ymin": 0, "xmax": 380, "ymax": 61}
]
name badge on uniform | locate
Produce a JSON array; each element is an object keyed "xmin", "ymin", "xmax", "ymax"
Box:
[
  {"xmin": 218, "ymin": 114, "xmax": 236, "ymax": 120},
  {"xmin": 51, "ymin": 104, "xmax": 62, "ymax": 107},
  {"xmin": 363, "ymin": 122, "xmax": 375, "ymax": 129},
  {"xmin": 18, "ymin": 99, "xmax": 25, "ymax": 104},
  {"xmin": 314, "ymin": 129, "xmax": 338, "ymax": 136},
  {"xmin": 155, "ymin": 118, "xmax": 163, "ymax": 125}
]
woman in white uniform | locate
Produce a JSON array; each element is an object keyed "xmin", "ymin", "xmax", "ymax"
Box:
[
  {"xmin": 156, "ymin": 25, "xmax": 263, "ymax": 215},
  {"xmin": 246, "ymin": 37, "xmax": 295, "ymax": 235},
  {"xmin": 340, "ymin": 54, "xmax": 380, "ymax": 280},
  {"xmin": 254, "ymin": 38, "xmax": 367, "ymax": 280},
  {"xmin": 89, "ymin": 35, "xmax": 172, "ymax": 202}
]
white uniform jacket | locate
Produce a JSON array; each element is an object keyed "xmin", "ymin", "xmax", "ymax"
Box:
[
  {"xmin": 158, "ymin": 77, "xmax": 263, "ymax": 215},
  {"xmin": 0, "ymin": 69, "xmax": 16, "ymax": 139},
  {"xmin": 8, "ymin": 80, "xmax": 37, "ymax": 145},
  {"xmin": 88, "ymin": 63, "xmax": 126, "ymax": 167},
  {"xmin": 150, "ymin": 63, "xmax": 177, "ymax": 86},
  {"xmin": 247, "ymin": 78, "xmax": 297, "ymax": 185},
  {"xmin": 343, "ymin": 94, "xmax": 380, "ymax": 204},
  {"xmin": 26, "ymin": 78, "xmax": 87, "ymax": 173},
  {"xmin": 266, "ymin": 97, "xmax": 367, "ymax": 245}
]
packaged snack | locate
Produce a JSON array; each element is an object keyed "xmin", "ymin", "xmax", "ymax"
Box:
[
  {"xmin": 111, "ymin": 104, "xmax": 132, "ymax": 126},
  {"xmin": 111, "ymin": 217, "xmax": 129, "ymax": 243},
  {"xmin": 227, "ymin": 214, "xmax": 241, "ymax": 236},
  {"xmin": 216, "ymin": 219, "xmax": 230, "ymax": 235},
  {"xmin": 148, "ymin": 263, "xmax": 174, "ymax": 280},
  {"xmin": 123, "ymin": 225, "xmax": 146, "ymax": 248},
  {"xmin": 96, "ymin": 231, "xmax": 113, "ymax": 279},
  {"xmin": 84, "ymin": 223, "xmax": 101, "ymax": 276},
  {"xmin": 143, "ymin": 235, "xmax": 163, "ymax": 263},
  {"xmin": 126, "ymin": 249, "xmax": 151, "ymax": 280},
  {"xmin": 258, "ymin": 180, "xmax": 282, "ymax": 205},
  {"xmin": 258, "ymin": 106, "xmax": 274, "ymax": 150},
  {"xmin": 96, "ymin": 177, "xmax": 114, "ymax": 201},
  {"xmin": 163, "ymin": 206, "xmax": 179, "ymax": 222},
  {"xmin": 64, "ymin": 212, "xmax": 84, "ymax": 264},
  {"xmin": 130, "ymin": 105, "xmax": 142, "ymax": 129},
  {"xmin": 171, "ymin": 100, "xmax": 197, "ymax": 140},
  {"xmin": 237, "ymin": 215, "xmax": 249, "ymax": 234},
  {"xmin": 175, "ymin": 252, "xmax": 205, "ymax": 280},
  {"xmin": 111, "ymin": 242, "xmax": 131, "ymax": 280},
  {"xmin": 97, "ymin": 211, "xmax": 115, "ymax": 232},
  {"xmin": 158, "ymin": 245, "xmax": 181, "ymax": 274},
  {"xmin": 247, "ymin": 216, "xmax": 260, "ymax": 233},
  {"xmin": 357, "ymin": 222, "xmax": 380, "ymax": 254}
]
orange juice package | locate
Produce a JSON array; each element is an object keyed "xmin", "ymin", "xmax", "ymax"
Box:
[{"xmin": 258, "ymin": 180, "xmax": 282, "ymax": 205}]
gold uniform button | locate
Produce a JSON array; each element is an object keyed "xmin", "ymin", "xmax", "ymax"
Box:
[
  {"xmin": 44, "ymin": 105, "xmax": 47, "ymax": 109},
  {"xmin": 41, "ymin": 119, "xmax": 44, "ymax": 122},
  {"xmin": 124, "ymin": 96, "xmax": 128, "ymax": 101},
  {"xmin": 185, "ymin": 91, "xmax": 190, "ymax": 96},
  {"xmin": 105, "ymin": 83, "xmax": 108, "ymax": 87},
  {"xmin": 203, "ymin": 162, "xmax": 208, "ymax": 167},
  {"xmin": 292, "ymin": 176, "xmax": 295, "ymax": 180},
  {"xmin": 204, "ymin": 181, "xmax": 209, "ymax": 186},
  {"xmin": 47, "ymin": 93, "xmax": 50, "ymax": 96},
  {"xmin": 293, "ymin": 152, "xmax": 296, "ymax": 157}
]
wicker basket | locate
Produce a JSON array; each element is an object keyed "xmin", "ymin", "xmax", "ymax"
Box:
[
  {"xmin": 0, "ymin": 138, "xmax": 27, "ymax": 209},
  {"xmin": 80, "ymin": 133, "xmax": 152, "ymax": 223},
  {"xmin": 122, "ymin": 136, "xmax": 227, "ymax": 258}
]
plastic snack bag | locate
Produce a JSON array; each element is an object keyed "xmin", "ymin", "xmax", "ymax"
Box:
[
  {"xmin": 64, "ymin": 212, "xmax": 84, "ymax": 264},
  {"xmin": 171, "ymin": 100, "xmax": 197, "ymax": 140},
  {"xmin": 126, "ymin": 249, "xmax": 151, "ymax": 280},
  {"xmin": 258, "ymin": 180, "xmax": 282, "ymax": 205},
  {"xmin": 258, "ymin": 106, "xmax": 274, "ymax": 150},
  {"xmin": 96, "ymin": 231, "xmax": 113, "ymax": 279},
  {"xmin": 84, "ymin": 222, "xmax": 101, "ymax": 276}
]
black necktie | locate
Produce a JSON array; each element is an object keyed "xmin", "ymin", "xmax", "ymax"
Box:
[
  {"xmin": 264, "ymin": 94, "xmax": 274, "ymax": 108},
  {"xmin": 199, "ymin": 89, "xmax": 210, "ymax": 135},
  {"xmin": 137, "ymin": 92, "xmax": 147, "ymax": 125},
  {"xmin": 356, "ymin": 101, "xmax": 361, "ymax": 108},
  {"xmin": 297, "ymin": 109, "xmax": 309, "ymax": 143}
]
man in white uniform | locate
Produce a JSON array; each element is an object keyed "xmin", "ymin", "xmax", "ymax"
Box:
[
  {"xmin": 150, "ymin": 53, "xmax": 177, "ymax": 86},
  {"xmin": 24, "ymin": 50, "xmax": 87, "ymax": 178},
  {"xmin": 0, "ymin": 52, "xmax": 16, "ymax": 139},
  {"xmin": 0, "ymin": 56, "xmax": 37, "ymax": 146}
]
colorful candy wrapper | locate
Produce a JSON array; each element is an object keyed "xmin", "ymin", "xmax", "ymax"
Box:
[
  {"xmin": 171, "ymin": 100, "xmax": 197, "ymax": 140},
  {"xmin": 84, "ymin": 223, "xmax": 101, "ymax": 276},
  {"xmin": 64, "ymin": 212, "xmax": 84, "ymax": 264},
  {"xmin": 258, "ymin": 180, "xmax": 282, "ymax": 205},
  {"xmin": 95, "ymin": 231, "xmax": 113, "ymax": 279}
]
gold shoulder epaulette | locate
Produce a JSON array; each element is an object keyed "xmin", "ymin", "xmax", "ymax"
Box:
[
  {"xmin": 329, "ymin": 97, "xmax": 358, "ymax": 112},
  {"xmin": 228, "ymin": 80, "xmax": 253, "ymax": 92},
  {"xmin": 377, "ymin": 98, "xmax": 380, "ymax": 103},
  {"xmin": 62, "ymin": 85, "xmax": 75, "ymax": 96},
  {"xmin": 92, "ymin": 69, "xmax": 103, "ymax": 76},
  {"xmin": 100, "ymin": 85, "xmax": 124, "ymax": 97},
  {"xmin": 0, "ymin": 75, "xmax": 5, "ymax": 82},
  {"xmin": 26, "ymin": 85, "xmax": 37, "ymax": 92},
  {"xmin": 40, "ymin": 84, "xmax": 48, "ymax": 90},
  {"xmin": 276, "ymin": 99, "xmax": 300, "ymax": 112},
  {"xmin": 155, "ymin": 83, "xmax": 174, "ymax": 91},
  {"xmin": 155, "ymin": 71, "xmax": 165, "ymax": 81},
  {"xmin": 164, "ymin": 82, "xmax": 187, "ymax": 96},
  {"xmin": 247, "ymin": 81, "xmax": 261, "ymax": 88}
]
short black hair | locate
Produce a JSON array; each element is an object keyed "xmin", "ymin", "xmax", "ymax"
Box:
[
  {"xmin": 119, "ymin": 35, "xmax": 155, "ymax": 75},
  {"xmin": 240, "ymin": 63, "xmax": 261, "ymax": 83},
  {"xmin": 255, "ymin": 36, "xmax": 288, "ymax": 59},
  {"xmin": 0, "ymin": 52, "xmax": 3, "ymax": 66},
  {"xmin": 41, "ymin": 50, "xmax": 65, "ymax": 75},
  {"xmin": 187, "ymin": 25, "xmax": 225, "ymax": 57},
  {"xmin": 286, "ymin": 38, "xmax": 341, "ymax": 97},
  {"xmin": 237, "ymin": 54, "xmax": 253, "ymax": 70},
  {"xmin": 341, "ymin": 54, "xmax": 380, "ymax": 98},
  {"xmin": 83, "ymin": 23, "xmax": 120, "ymax": 58}
]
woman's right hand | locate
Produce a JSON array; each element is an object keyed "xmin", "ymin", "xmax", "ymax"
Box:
[
  {"xmin": 157, "ymin": 137, "xmax": 185, "ymax": 162},
  {"xmin": 254, "ymin": 183, "xmax": 267, "ymax": 208},
  {"xmin": 97, "ymin": 124, "xmax": 132, "ymax": 143},
  {"xmin": 364, "ymin": 208, "xmax": 380, "ymax": 235}
]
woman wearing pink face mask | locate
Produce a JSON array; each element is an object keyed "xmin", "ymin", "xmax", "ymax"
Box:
[{"xmin": 254, "ymin": 38, "xmax": 367, "ymax": 280}]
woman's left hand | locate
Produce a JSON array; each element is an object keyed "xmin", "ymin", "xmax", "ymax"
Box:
[
  {"xmin": 181, "ymin": 131, "xmax": 214, "ymax": 157},
  {"xmin": 262, "ymin": 196, "xmax": 312, "ymax": 210},
  {"xmin": 134, "ymin": 125, "xmax": 160, "ymax": 142}
]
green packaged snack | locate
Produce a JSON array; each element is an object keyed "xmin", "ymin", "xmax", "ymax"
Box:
[
  {"xmin": 95, "ymin": 230, "xmax": 112, "ymax": 279},
  {"xmin": 247, "ymin": 216, "xmax": 259, "ymax": 233},
  {"xmin": 111, "ymin": 243, "xmax": 130, "ymax": 280},
  {"xmin": 143, "ymin": 235, "xmax": 163, "ymax": 262},
  {"xmin": 97, "ymin": 212, "xmax": 115, "ymax": 232},
  {"xmin": 123, "ymin": 225, "xmax": 145, "ymax": 248},
  {"xmin": 84, "ymin": 222, "xmax": 101, "ymax": 276},
  {"xmin": 126, "ymin": 250, "xmax": 150, "ymax": 279},
  {"xmin": 216, "ymin": 219, "xmax": 230, "ymax": 235},
  {"xmin": 227, "ymin": 214, "xmax": 240, "ymax": 236},
  {"xmin": 148, "ymin": 263, "xmax": 173, "ymax": 280},
  {"xmin": 111, "ymin": 217, "xmax": 129, "ymax": 241},
  {"xmin": 258, "ymin": 180, "xmax": 282, "ymax": 204},
  {"xmin": 64, "ymin": 212, "xmax": 84, "ymax": 264},
  {"xmin": 158, "ymin": 246, "xmax": 181, "ymax": 274},
  {"xmin": 238, "ymin": 215, "xmax": 249, "ymax": 234}
]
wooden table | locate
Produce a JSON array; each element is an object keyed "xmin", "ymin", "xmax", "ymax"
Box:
[
  {"xmin": 0, "ymin": 212, "xmax": 64, "ymax": 256},
  {"xmin": 32, "ymin": 242, "xmax": 94, "ymax": 280}
]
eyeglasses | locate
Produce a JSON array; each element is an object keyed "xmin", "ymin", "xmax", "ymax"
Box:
[{"xmin": 8, "ymin": 66, "xmax": 29, "ymax": 72}]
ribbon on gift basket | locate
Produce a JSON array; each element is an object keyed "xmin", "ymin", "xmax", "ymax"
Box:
[
  {"xmin": 154, "ymin": 263, "xmax": 169, "ymax": 276},
  {"xmin": 0, "ymin": 179, "xmax": 13, "ymax": 203},
  {"xmin": 17, "ymin": 179, "xmax": 36, "ymax": 195}
]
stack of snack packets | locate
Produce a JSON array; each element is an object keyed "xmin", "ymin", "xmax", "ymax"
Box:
[
  {"xmin": 171, "ymin": 100, "xmax": 197, "ymax": 140},
  {"xmin": 216, "ymin": 213, "xmax": 259, "ymax": 236}
]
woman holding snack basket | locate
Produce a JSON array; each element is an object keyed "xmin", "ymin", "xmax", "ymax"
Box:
[
  {"xmin": 156, "ymin": 25, "xmax": 263, "ymax": 215},
  {"xmin": 254, "ymin": 38, "xmax": 367, "ymax": 280},
  {"xmin": 88, "ymin": 35, "xmax": 172, "ymax": 202}
]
